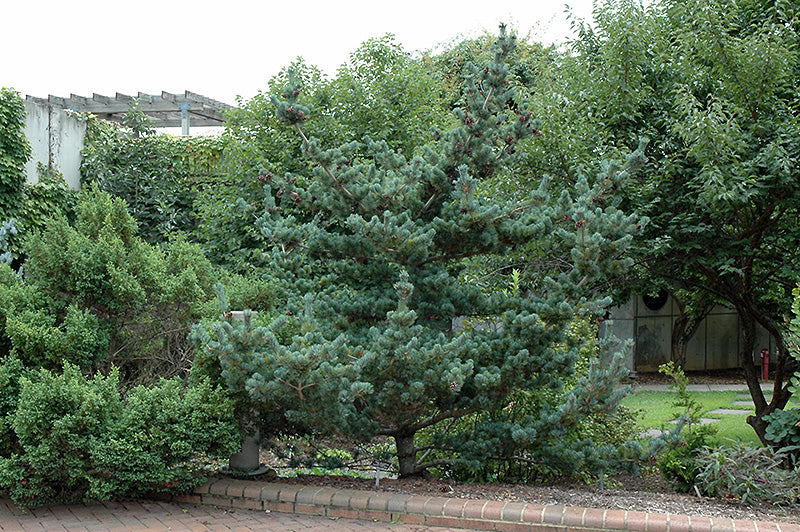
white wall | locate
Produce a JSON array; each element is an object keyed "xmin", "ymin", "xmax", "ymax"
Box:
[{"xmin": 23, "ymin": 100, "xmax": 85, "ymax": 190}]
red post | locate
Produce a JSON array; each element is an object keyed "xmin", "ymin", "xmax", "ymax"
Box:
[{"xmin": 760, "ymin": 349, "xmax": 770, "ymax": 380}]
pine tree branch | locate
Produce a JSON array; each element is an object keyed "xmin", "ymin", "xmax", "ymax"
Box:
[{"xmin": 294, "ymin": 123, "xmax": 358, "ymax": 203}]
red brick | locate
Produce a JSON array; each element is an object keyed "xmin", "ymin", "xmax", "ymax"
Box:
[
  {"xmin": 483, "ymin": 500, "xmax": 506, "ymax": 520},
  {"xmin": 426, "ymin": 515, "xmax": 461, "ymax": 528},
  {"xmin": 313, "ymin": 487, "xmax": 339, "ymax": 506},
  {"xmin": 502, "ymin": 502, "xmax": 528, "ymax": 522},
  {"xmin": 330, "ymin": 490, "xmax": 352, "ymax": 508},
  {"xmin": 644, "ymin": 514, "xmax": 668, "ymax": 532},
  {"xmin": 543, "ymin": 505, "xmax": 565, "ymax": 525},
  {"xmin": 240, "ymin": 497, "xmax": 264, "ymax": 510},
  {"xmin": 495, "ymin": 521, "xmax": 534, "ymax": 532},
  {"xmin": 464, "ymin": 500, "xmax": 488, "ymax": 520},
  {"xmin": 755, "ymin": 522, "xmax": 781, "ymax": 532},
  {"xmin": 461, "ymin": 517, "xmax": 499, "ymax": 531},
  {"xmin": 295, "ymin": 487, "xmax": 322, "ymax": 505},
  {"xmin": 397, "ymin": 513, "xmax": 426, "ymax": 525},
  {"xmin": 225, "ymin": 481, "xmax": 247, "ymax": 498},
  {"xmin": 278, "ymin": 485, "xmax": 299, "ymax": 503},
  {"xmin": 442, "ymin": 497, "xmax": 467, "ymax": 517},
  {"xmin": 522, "ymin": 504, "xmax": 547, "ymax": 523},
  {"xmin": 669, "ymin": 514, "xmax": 690, "ymax": 532},
  {"xmin": 423, "ymin": 496, "xmax": 448, "ymax": 516},
  {"xmin": 777, "ymin": 525, "xmax": 800, "ymax": 532},
  {"xmin": 732, "ymin": 521, "xmax": 757, "ymax": 532},
  {"xmin": 326, "ymin": 507, "xmax": 360, "ymax": 520},
  {"xmin": 200, "ymin": 494, "xmax": 230, "ymax": 507},
  {"xmin": 348, "ymin": 492, "xmax": 370, "ymax": 510},
  {"xmin": 530, "ymin": 524, "xmax": 567, "ymax": 532},
  {"xmin": 294, "ymin": 503, "xmax": 325, "ymax": 516},
  {"xmin": 626, "ymin": 511, "xmax": 648, "ymax": 531},
  {"xmin": 606, "ymin": 509, "xmax": 627, "ymax": 530},
  {"xmin": 387, "ymin": 495, "xmax": 410, "ymax": 513},
  {"xmin": 208, "ymin": 481, "xmax": 229, "ymax": 496},
  {"xmin": 404, "ymin": 495, "xmax": 430, "ymax": 515},
  {"xmin": 562, "ymin": 506, "xmax": 586, "ymax": 527},
  {"xmin": 366, "ymin": 493, "xmax": 393, "ymax": 511},
  {"xmin": 582, "ymin": 508, "xmax": 606, "ymax": 529},
  {"xmin": 242, "ymin": 484, "xmax": 262, "ymax": 499},
  {"xmin": 710, "ymin": 518, "xmax": 736, "ymax": 532},
  {"xmin": 689, "ymin": 515, "xmax": 713, "ymax": 532},
  {"xmin": 192, "ymin": 480, "xmax": 214, "ymax": 495},
  {"xmin": 359, "ymin": 509, "xmax": 391, "ymax": 522},
  {"xmin": 264, "ymin": 501, "xmax": 294, "ymax": 514},
  {"xmin": 258, "ymin": 483, "xmax": 282, "ymax": 502}
]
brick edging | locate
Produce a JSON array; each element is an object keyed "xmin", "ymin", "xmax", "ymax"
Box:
[{"xmin": 171, "ymin": 477, "xmax": 800, "ymax": 532}]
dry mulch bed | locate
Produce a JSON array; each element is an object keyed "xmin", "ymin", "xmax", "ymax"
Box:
[
  {"xmin": 254, "ymin": 371, "xmax": 800, "ymax": 525},
  {"xmin": 265, "ymin": 470, "xmax": 800, "ymax": 524}
]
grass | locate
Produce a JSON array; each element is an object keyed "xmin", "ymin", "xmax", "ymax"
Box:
[{"xmin": 621, "ymin": 389, "xmax": 800, "ymax": 446}]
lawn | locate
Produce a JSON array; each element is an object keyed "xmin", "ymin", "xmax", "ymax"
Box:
[{"xmin": 620, "ymin": 390, "xmax": 800, "ymax": 445}]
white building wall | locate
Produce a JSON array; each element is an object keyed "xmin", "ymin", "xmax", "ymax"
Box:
[{"xmin": 23, "ymin": 100, "xmax": 85, "ymax": 190}]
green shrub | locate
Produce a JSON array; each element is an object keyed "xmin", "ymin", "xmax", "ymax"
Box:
[
  {"xmin": 655, "ymin": 362, "xmax": 717, "ymax": 492},
  {"xmin": 0, "ymin": 188, "xmax": 222, "ymax": 383},
  {"xmin": 0, "ymin": 363, "xmax": 239, "ymax": 507},
  {"xmin": 0, "ymin": 354, "xmax": 25, "ymax": 456},
  {"xmin": 0, "ymin": 364, "xmax": 122, "ymax": 505},
  {"xmin": 695, "ymin": 443, "xmax": 800, "ymax": 505}
]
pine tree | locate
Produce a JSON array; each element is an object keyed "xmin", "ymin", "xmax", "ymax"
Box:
[{"xmin": 206, "ymin": 26, "xmax": 648, "ymax": 477}]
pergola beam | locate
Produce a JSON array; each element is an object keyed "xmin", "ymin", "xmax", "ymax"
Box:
[{"xmin": 27, "ymin": 90, "xmax": 233, "ymax": 134}]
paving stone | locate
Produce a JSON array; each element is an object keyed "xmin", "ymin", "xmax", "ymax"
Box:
[{"xmin": 708, "ymin": 408, "xmax": 750, "ymax": 415}]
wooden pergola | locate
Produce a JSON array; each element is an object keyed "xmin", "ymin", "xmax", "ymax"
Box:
[{"xmin": 26, "ymin": 91, "xmax": 233, "ymax": 136}]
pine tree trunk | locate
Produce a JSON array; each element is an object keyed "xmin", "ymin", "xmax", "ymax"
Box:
[{"xmin": 395, "ymin": 433, "xmax": 420, "ymax": 478}]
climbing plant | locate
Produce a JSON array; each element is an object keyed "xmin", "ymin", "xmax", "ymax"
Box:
[
  {"xmin": 0, "ymin": 88, "xmax": 30, "ymax": 222},
  {"xmin": 80, "ymin": 111, "xmax": 226, "ymax": 244}
]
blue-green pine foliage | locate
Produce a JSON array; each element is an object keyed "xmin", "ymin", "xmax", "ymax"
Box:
[{"xmin": 197, "ymin": 26, "xmax": 649, "ymax": 478}]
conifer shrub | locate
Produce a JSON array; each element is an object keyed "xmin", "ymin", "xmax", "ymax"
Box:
[
  {"xmin": 0, "ymin": 363, "xmax": 239, "ymax": 507},
  {"xmin": 0, "ymin": 188, "xmax": 226, "ymax": 383},
  {"xmin": 200, "ymin": 26, "xmax": 653, "ymax": 479}
]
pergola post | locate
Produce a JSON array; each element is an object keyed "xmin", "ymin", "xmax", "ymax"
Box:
[{"xmin": 178, "ymin": 102, "xmax": 191, "ymax": 136}]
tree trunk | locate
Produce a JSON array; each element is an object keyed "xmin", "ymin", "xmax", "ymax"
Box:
[
  {"xmin": 395, "ymin": 432, "xmax": 420, "ymax": 478},
  {"xmin": 670, "ymin": 298, "xmax": 711, "ymax": 368},
  {"xmin": 735, "ymin": 302, "xmax": 797, "ymax": 445}
]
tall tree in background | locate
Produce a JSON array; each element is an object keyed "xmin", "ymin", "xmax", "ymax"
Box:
[
  {"xmin": 522, "ymin": 0, "xmax": 800, "ymax": 443},
  {"xmin": 203, "ymin": 26, "xmax": 648, "ymax": 477}
]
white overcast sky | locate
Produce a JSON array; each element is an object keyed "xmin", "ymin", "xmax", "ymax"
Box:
[{"xmin": 3, "ymin": 0, "xmax": 595, "ymax": 106}]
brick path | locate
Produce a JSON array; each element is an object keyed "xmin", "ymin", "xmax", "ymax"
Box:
[
  {"xmin": 3, "ymin": 477, "xmax": 800, "ymax": 532},
  {"xmin": 0, "ymin": 497, "xmax": 460, "ymax": 531}
]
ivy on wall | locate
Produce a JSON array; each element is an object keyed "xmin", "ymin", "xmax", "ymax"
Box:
[
  {"xmin": 0, "ymin": 88, "xmax": 31, "ymax": 221},
  {"xmin": 80, "ymin": 110, "xmax": 226, "ymax": 244}
]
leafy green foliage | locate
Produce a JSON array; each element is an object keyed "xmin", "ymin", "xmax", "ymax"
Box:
[
  {"xmin": 0, "ymin": 88, "xmax": 30, "ymax": 222},
  {"xmin": 516, "ymin": 0, "xmax": 800, "ymax": 443},
  {"xmin": 81, "ymin": 111, "xmax": 225, "ymax": 244},
  {"xmin": 695, "ymin": 443, "xmax": 800, "ymax": 505},
  {"xmin": 0, "ymin": 363, "xmax": 239, "ymax": 507}
]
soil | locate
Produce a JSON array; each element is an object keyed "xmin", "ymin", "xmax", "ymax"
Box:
[{"xmin": 251, "ymin": 371, "xmax": 800, "ymax": 525}]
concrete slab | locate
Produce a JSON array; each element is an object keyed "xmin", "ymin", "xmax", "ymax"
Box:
[{"xmin": 708, "ymin": 408, "xmax": 751, "ymax": 415}]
